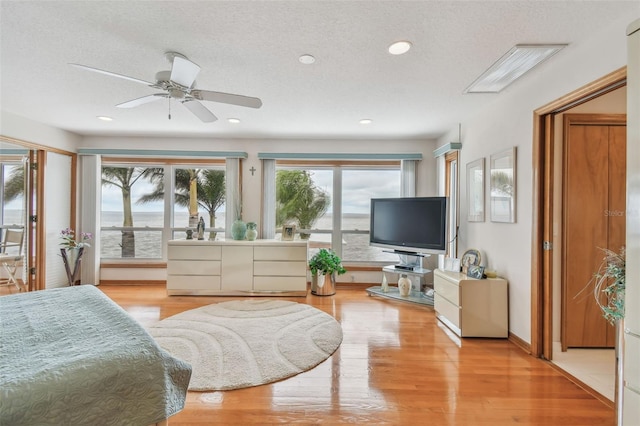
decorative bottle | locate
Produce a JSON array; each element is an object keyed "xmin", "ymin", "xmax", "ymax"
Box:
[
  {"xmin": 381, "ymin": 273, "xmax": 389, "ymax": 293},
  {"xmin": 231, "ymin": 219, "xmax": 247, "ymax": 240},
  {"xmin": 398, "ymin": 274, "xmax": 412, "ymax": 297},
  {"xmin": 246, "ymin": 222, "xmax": 258, "ymax": 241}
]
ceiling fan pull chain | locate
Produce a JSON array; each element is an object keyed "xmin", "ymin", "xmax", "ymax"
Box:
[{"xmin": 168, "ymin": 98, "xmax": 171, "ymax": 120}]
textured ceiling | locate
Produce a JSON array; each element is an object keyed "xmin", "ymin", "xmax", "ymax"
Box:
[{"xmin": 1, "ymin": 1, "xmax": 638, "ymax": 140}]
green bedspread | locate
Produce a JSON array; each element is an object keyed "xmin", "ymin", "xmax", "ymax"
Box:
[{"xmin": 0, "ymin": 285, "xmax": 191, "ymax": 425}]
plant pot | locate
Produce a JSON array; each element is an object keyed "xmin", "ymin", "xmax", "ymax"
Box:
[{"xmin": 311, "ymin": 273, "xmax": 336, "ymax": 296}]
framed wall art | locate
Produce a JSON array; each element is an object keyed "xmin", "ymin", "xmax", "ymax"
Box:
[
  {"xmin": 466, "ymin": 158, "xmax": 485, "ymax": 222},
  {"xmin": 490, "ymin": 147, "xmax": 517, "ymax": 223}
]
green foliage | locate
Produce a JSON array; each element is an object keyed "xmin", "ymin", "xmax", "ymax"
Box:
[
  {"xmin": 308, "ymin": 249, "xmax": 346, "ymax": 276},
  {"xmin": 102, "ymin": 167, "xmax": 151, "ymax": 257},
  {"xmin": 580, "ymin": 247, "xmax": 625, "ymax": 325},
  {"xmin": 276, "ymin": 170, "xmax": 330, "ymax": 239},
  {"xmin": 138, "ymin": 168, "xmax": 225, "ymax": 239},
  {"xmin": 3, "ymin": 164, "xmax": 24, "ymax": 203}
]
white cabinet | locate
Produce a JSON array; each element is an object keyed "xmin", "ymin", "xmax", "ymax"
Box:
[
  {"xmin": 167, "ymin": 240, "xmax": 308, "ymax": 296},
  {"xmin": 433, "ymin": 269, "xmax": 508, "ymax": 338}
]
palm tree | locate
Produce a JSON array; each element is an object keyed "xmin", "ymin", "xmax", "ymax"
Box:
[
  {"xmin": 2, "ymin": 163, "xmax": 25, "ymax": 204},
  {"xmin": 102, "ymin": 167, "xmax": 149, "ymax": 257},
  {"xmin": 138, "ymin": 168, "xmax": 225, "ymax": 240},
  {"xmin": 276, "ymin": 170, "xmax": 330, "ymax": 239}
]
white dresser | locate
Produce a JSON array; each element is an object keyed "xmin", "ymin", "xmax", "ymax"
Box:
[
  {"xmin": 433, "ymin": 268, "xmax": 508, "ymax": 338},
  {"xmin": 167, "ymin": 239, "xmax": 308, "ymax": 296}
]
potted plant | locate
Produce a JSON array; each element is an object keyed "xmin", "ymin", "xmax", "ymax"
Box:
[
  {"xmin": 587, "ymin": 246, "xmax": 625, "ymax": 325},
  {"xmin": 582, "ymin": 246, "xmax": 625, "ymax": 421},
  {"xmin": 309, "ymin": 248, "xmax": 346, "ymax": 296}
]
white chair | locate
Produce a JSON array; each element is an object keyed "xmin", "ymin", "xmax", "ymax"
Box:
[{"xmin": 0, "ymin": 228, "xmax": 25, "ymax": 291}]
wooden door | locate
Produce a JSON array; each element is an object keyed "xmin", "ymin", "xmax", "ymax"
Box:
[{"xmin": 563, "ymin": 115, "xmax": 626, "ymax": 349}]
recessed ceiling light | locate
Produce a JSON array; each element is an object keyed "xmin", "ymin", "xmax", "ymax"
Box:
[
  {"xmin": 359, "ymin": 119, "xmax": 373, "ymax": 125},
  {"xmin": 388, "ymin": 41, "xmax": 412, "ymax": 55},
  {"xmin": 228, "ymin": 118, "xmax": 241, "ymax": 124},
  {"xmin": 299, "ymin": 54, "xmax": 316, "ymax": 65},
  {"xmin": 464, "ymin": 44, "xmax": 567, "ymax": 93},
  {"xmin": 97, "ymin": 116, "xmax": 113, "ymax": 121}
]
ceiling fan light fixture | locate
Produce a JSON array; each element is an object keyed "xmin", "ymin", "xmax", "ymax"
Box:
[
  {"xmin": 228, "ymin": 118, "xmax": 241, "ymax": 124},
  {"xmin": 97, "ymin": 116, "xmax": 113, "ymax": 121},
  {"xmin": 388, "ymin": 40, "xmax": 412, "ymax": 55},
  {"xmin": 465, "ymin": 44, "xmax": 567, "ymax": 93}
]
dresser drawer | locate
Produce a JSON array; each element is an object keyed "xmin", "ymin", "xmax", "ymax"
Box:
[
  {"xmin": 167, "ymin": 275, "xmax": 221, "ymax": 290},
  {"xmin": 254, "ymin": 276, "xmax": 307, "ymax": 291},
  {"xmin": 167, "ymin": 260, "xmax": 221, "ymax": 276},
  {"xmin": 434, "ymin": 275, "xmax": 460, "ymax": 305},
  {"xmin": 434, "ymin": 293, "xmax": 461, "ymax": 329},
  {"xmin": 168, "ymin": 245, "xmax": 221, "ymax": 260},
  {"xmin": 254, "ymin": 246, "xmax": 307, "ymax": 261},
  {"xmin": 254, "ymin": 261, "xmax": 307, "ymax": 276}
]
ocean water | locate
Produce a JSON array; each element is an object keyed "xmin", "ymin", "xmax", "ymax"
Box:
[
  {"xmin": 3, "ymin": 209, "xmax": 396, "ymax": 262},
  {"xmin": 99, "ymin": 211, "xmax": 397, "ymax": 262}
]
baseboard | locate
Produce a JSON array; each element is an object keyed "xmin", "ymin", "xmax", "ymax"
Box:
[{"xmin": 508, "ymin": 332, "xmax": 532, "ymax": 354}]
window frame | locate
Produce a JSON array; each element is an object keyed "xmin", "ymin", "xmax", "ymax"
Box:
[
  {"xmin": 274, "ymin": 159, "xmax": 403, "ymax": 264},
  {"xmin": 100, "ymin": 157, "xmax": 227, "ymax": 262}
]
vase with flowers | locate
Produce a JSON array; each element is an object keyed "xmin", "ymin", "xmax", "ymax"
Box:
[{"xmin": 60, "ymin": 228, "xmax": 92, "ymax": 286}]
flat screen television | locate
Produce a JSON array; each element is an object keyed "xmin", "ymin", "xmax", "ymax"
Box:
[{"xmin": 369, "ymin": 197, "xmax": 448, "ymax": 257}]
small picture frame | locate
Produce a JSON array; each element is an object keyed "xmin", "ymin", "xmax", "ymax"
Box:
[
  {"xmin": 444, "ymin": 257, "xmax": 461, "ymax": 273},
  {"xmin": 460, "ymin": 249, "xmax": 481, "ymax": 275},
  {"xmin": 467, "ymin": 264, "xmax": 485, "ymax": 279},
  {"xmin": 282, "ymin": 225, "xmax": 296, "ymax": 241}
]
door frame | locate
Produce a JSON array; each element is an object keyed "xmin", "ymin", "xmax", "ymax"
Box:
[
  {"xmin": 530, "ymin": 67, "xmax": 627, "ymax": 360},
  {"xmin": 0, "ymin": 135, "xmax": 77, "ymax": 291}
]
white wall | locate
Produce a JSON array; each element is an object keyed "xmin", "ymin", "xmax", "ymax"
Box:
[
  {"xmin": 0, "ymin": 111, "xmax": 81, "ymax": 151},
  {"xmin": 438, "ymin": 15, "xmax": 632, "ymax": 343}
]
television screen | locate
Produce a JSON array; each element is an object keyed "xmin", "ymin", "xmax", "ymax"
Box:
[{"xmin": 369, "ymin": 197, "xmax": 448, "ymax": 255}]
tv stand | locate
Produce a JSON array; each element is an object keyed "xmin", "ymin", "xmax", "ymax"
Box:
[
  {"xmin": 382, "ymin": 250, "xmax": 429, "ymax": 271},
  {"xmin": 366, "ymin": 264, "xmax": 433, "ymax": 306}
]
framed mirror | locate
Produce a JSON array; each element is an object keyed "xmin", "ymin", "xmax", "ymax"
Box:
[
  {"xmin": 490, "ymin": 147, "xmax": 517, "ymax": 223},
  {"xmin": 466, "ymin": 158, "xmax": 485, "ymax": 222}
]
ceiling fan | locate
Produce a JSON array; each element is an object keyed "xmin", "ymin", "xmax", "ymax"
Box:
[{"xmin": 69, "ymin": 51, "xmax": 262, "ymax": 123}]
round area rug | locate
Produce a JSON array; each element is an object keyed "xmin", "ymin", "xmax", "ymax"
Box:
[{"xmin": 147, "ymin": 299, "xmax": 342, "ymax": 391}]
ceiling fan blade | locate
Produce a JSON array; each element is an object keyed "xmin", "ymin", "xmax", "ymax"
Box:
[
  {"xmin": 116, "ymin": 94, "xmax": 167, "ymax": 108},
  {"xmin": 182, "ymin": 99, "xmax": 217, "ymax": 123},
  {"xmin": 191, "ymin": 90, "xmax": 263, "ymax": 109},
  {"xmin": 69, "ymin": 63, "xmax": 156, "ymax": 86},
  {"xmin": 170, "ymin": 56, "xmax": 200, "ymax": 88}
]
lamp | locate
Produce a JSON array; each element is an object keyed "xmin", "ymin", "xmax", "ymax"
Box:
[{"xmin": 464, "ymin": 44, "xmax": 567, "ymax": 93}]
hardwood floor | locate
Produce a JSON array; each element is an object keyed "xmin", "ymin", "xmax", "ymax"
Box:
[{"xmin": 2, "ymin": 284, "xmax": 615, "ymax": 425}]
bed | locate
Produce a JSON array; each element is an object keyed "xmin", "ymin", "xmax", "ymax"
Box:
[{"xmin": 0, "ymin": 285, "xmax": 192, "ymax": 425}]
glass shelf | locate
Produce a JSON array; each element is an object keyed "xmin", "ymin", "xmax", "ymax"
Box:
[{"xmin": 366, "ymin": 286, "xmax": 434, "ymax": 307}]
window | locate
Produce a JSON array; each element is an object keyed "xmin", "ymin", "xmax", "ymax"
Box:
[
  {"xmin": 445, "ymin": 151, "xmax": 459, "ymax": 257},
  {"xmin": 100, "ymin": 161, "xmax": 226, "ymax": 259},
  {"xmin": 1, "ymin": 161, "xmax": 26, "ymax": 227},
  {"xmin": 275, "ymin": 162, "xmax": 402, "ymax": 263},
  {"xmin": 172, "ymin": 166, "xmax": 226, "ymax": 240}
]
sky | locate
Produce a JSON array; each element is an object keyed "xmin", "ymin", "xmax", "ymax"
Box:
[{"xmin": 100, "ymin": 168, "xmax": 401, "ymax": 214}]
